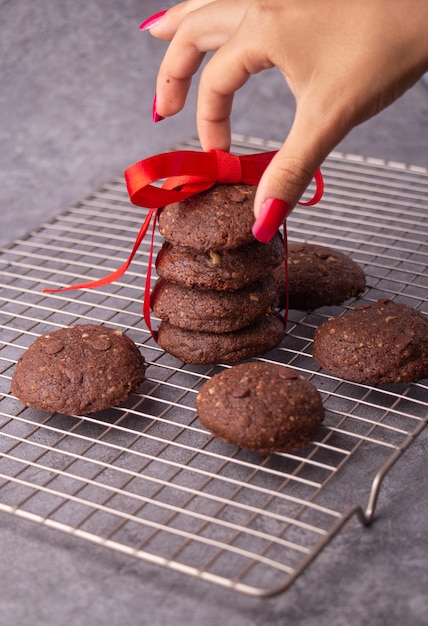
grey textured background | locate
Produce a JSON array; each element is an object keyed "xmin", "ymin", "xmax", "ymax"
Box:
[{"xmin": 1, "ymin": 1, "xmax": 428, "ymax": 625}]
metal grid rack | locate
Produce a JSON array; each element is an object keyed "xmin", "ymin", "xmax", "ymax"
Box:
[{"xmin": 0, "ymin": 135, "xmax": 427, "ymax": 598}]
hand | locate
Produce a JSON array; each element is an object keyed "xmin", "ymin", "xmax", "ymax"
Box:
[{"xmin": 144, "ymin": 0, "xmax": 428, "ymax": 240}]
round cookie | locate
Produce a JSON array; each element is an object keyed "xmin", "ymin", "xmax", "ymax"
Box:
[
  {"xmin": 10, "ymin": 325, "xmax": 147, "ymax": 414},
  {"xmin": 155, "ymin": 234, "xmax": 285, "ymax": 291},
  {"xmin": 156, "ymin": 313, "xmax": 285, "ymax": 364},
  {"xmin": 196, "ymin": 362, "xmax": 325, "ymax": 453},
  {"xmin": 274, "ymin": 243, "xmax": 366, "ymax": 310},
  {"xmin": 158, "ymin": 184, "xmax": 256, "ymax": 251},
  {"xmin": 312, "ymin": 299, "xmax": 428, "ymax": 384},
  {"xmin": 151, "ymin": 276, "xmax": 278, "ymax": 333}
]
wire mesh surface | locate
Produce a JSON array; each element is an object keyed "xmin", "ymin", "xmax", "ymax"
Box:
[{"xmin": 1, "ymin": 135, "xmax": 427, "ymax": 597}]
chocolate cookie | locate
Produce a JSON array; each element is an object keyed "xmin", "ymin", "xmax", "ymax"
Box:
[
  {"xmin": 158, "ymin": 184, "xmax": 256, "ymax": 251},
  {"xmin": 10, "ymin": 325, "xmax": 147, "ymax": 414},
  {"xmin": 312, "ymin": 299, "xmax": 428, "ymax": 384},
  {"xmin": 151, "ymin": 276, "xmax": 278, "ymax": 333},
  {"xmin": 196, "ymin": 362, "xmax": 325, "ymax": 452},
  {"xmin": 156, "ymin": 313, "xmax": 285, "ymax": 364},
  {"xmin": 274, "ymin": 243, "xmax": 366, "ymax": 310},
  {"xmin": 155, "ymin": 234, "xmax": 285, "ymax": 291}
]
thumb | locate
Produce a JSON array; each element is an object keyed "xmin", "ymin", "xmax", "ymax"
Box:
[{"xmin": 252, "ymin": 104, "xmax": 344, "ymax": 243}]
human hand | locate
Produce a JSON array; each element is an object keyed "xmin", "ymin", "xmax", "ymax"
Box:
[{"xmin": 142, "ymin": 0, "xmax": 428, "ymax": 241}]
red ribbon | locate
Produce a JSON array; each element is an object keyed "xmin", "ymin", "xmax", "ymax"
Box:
[
  {"xmin": 125, "ymin": 149, "xmax": 324, "ymax": 206},
  {"xmin": 44, "ymin": 149, "xmax": 324, "ymax": 338}
]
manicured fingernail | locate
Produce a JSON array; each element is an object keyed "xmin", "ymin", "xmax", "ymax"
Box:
[
  {"xmin": 152, "ymin": 94, "xmax": 164, "ymax": 123},
  {"xmin": 139, "ymin": 10, "xmax": 167, "ymax": 31},
  {"xmin": 252, "ymin": 198, "xmax": 291, "ymax": 243}
]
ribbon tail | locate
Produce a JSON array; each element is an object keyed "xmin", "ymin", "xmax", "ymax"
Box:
[
  {"xmin": 43, "ymin": 208, "xmax": 156, "ymax": 293},
  {"xmin": 282, "ymin": 222, "xmax": 289, "ymax": 328},
  {"xmin": 298, "ymin": 169, "xmax": 324, "ymax": 206},
  {"xmin": 143, "ymin": 209, "xmax": 158, "ymax": 341}
]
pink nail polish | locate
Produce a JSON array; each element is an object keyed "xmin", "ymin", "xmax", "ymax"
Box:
[
  {"xmin": 152, "ymin": 94, "xmax": 164, "ymax": 123},
  {"xmin": 139, "ymin": 10, "xmax": 167, "ymax": 31},
  {"xmin": 252, "ymin": 198, "xmax": 291, "ymax": 243}
]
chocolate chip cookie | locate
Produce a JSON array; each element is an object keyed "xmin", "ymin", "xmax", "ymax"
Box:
[
  {"xmin": 312, "ymin": 299, "xmax": 428, "ymax": 383},
  {"xmin": 11, "ymin": 325, "xmax": 147, "ymax": 414},
  {"xmin": 156, "ymin": 313, "xmax": 285, "ymax": 364},
  {"xmin": 151, "ymin": 276, "xmax": 278, "ymax": 333},
  {"xmin": 274, "ymin": 242, "xmax": 366, "ymax": 310},
  {"xmin": 155, "ymin": 234, "xmax": 285, "ymax": 291},
  {"xmin": 196, "ymin": 362, "xmax": 325, "ymax": 452},
  {"xmin": 158, "ymin": 183, "xmax": 256, "ymax": 251}
]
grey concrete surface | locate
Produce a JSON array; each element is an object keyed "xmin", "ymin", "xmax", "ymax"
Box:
[{"xmin": 1, "ymin": 1, "xmax": 428, "ymax": 625}]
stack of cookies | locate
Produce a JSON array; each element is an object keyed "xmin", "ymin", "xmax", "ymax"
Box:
[{"xmin": 151, "ymin": 184, "xmax": 286, "ymax": 364}]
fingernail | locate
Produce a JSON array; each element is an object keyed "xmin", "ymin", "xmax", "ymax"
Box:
[
  {"xmin": 252, "ymin": 198, "xmax": 291, "ymax": 243},
  {"xmin": 139, "ymin": 10, "xmax": 167, "ymax": 31},
  {"xmin": 152, "ymin": 94, "xmax": 164, "ymax": 123}
]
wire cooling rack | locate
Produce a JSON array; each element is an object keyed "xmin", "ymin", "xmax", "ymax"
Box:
[{"xmin": 1, "ymin": 135, "xmax": 427, "ymax": 597}]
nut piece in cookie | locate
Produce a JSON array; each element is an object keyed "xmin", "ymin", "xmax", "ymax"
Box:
[
  {"xmin": 313, "ymin": 299, "xmax": 428, "ymax": 384},
  {"xmin": 196, "ymin": 362, "xmax": 324, "ymax": 452},
  {"xmin": 10, "ymin": 324, "xmax": 147, "ymax": 414},
  {"xmin": 275, "ymin": 243, "xmax": 366, "ymax": 310}
]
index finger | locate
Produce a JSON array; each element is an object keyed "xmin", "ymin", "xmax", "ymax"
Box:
[
  {"xmin": 155, "ymin": 0, "xmax": 250, "ymax": 118},
  {"xmin": 196, "ymin": 26, "xmax": 274, "ymax": 150}
]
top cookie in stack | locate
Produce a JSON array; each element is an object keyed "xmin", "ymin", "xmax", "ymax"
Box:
[{"xmin": 152, "ymin": 184, "xmax": 285, "ymax": 364}]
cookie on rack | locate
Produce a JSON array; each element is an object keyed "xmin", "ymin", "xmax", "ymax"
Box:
[
  {"xmin": 156, "ymin": 313, "xmax": 285, "ymax": 365},
  {"xmin": 158, "ymin": 183, "xmax": 256, "ymax": 251},
  {"xmin": 312, "ymin": 299, "xmax": 428, "ymax": 384},
  {"xmin": 196, "ymin": 362, "xmax": 325, "ymax": 453},
  {"xmin": 151, "ymin": 276, "xmax": 278, "ymax": 333},
  {"xmin": 11, "ymin": 324, "xmax": 147, "ymax": 414},
  {"xmin": 155, "ymin": 235, "xmax": 284, "ymax": 291},
  {"xmin": 274, "ymin": 242, "xmax": 366, "ymax": 310}
]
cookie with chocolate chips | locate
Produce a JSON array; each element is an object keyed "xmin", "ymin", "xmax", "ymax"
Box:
[
  {"xmin": 274, "ymin": 242, "xmax": 366, "ymax": 310},
  {"xmin": 155, "ymin": 234, "xmax": 284, "ymax": 291},
  {"xmin": 312, "ymin": 299, "xmax": 428, "ymax": 383},
  {"xmin": 158, "ymin": 183, "xmax": 256, "ymax": 251},
  {"xmin": 156, "ymin": 313, "xmax": 285, "ymax": 364},
  {"xmin": 196, "ymin": 362, "xmax": 325, "ymax": 452},
  {"xmin": 10, "ymin": 324, "xmax": 147, "ymax": 414},
  {"xmin": 151, "ymin": 276, "xmax": 278, "ymax": 333}
]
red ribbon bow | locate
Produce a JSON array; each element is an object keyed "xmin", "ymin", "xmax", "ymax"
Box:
[{"xmin": 45, "ymin": 149, "xmax": 324, "ymax": 338}]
